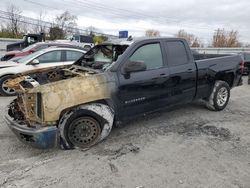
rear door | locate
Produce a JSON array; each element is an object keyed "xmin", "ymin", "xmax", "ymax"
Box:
[{"xmin": 164, "ymin": 40, "xmax": 196, "ymax": 104}]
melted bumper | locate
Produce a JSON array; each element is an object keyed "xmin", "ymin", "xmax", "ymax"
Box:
[{"xmin": 5, "ymin": 115, "xmax": 58, "ymax": 149}]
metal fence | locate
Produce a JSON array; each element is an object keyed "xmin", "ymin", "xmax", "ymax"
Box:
[
  {"xmin": 192, "ymin": 48, "xmax": 250, "ymax": 54},
  {"xmin": 0, "ymin": 38, "xmax": 22, "ymax": 54}
]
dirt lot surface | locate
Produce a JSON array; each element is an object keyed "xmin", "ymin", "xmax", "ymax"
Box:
[{"xmin": 0, "ymin": 78, "xmax": 250, "ymax": 188}]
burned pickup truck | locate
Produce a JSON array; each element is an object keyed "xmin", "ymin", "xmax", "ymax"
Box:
[{"xmin": 5, "ymin": 37, "xmax": 243, "ymax": 149}]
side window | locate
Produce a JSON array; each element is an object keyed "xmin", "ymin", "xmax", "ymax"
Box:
[
  {"xmin": 129, "ymin": 43, "xmax": 163, "ymax": 70},
  {"xmin": 165, "ymin": 41, "xmax": 189, "ymax": 66},
  {"xmin": 37, "ymin": 51, "xmax": 61, "ymax": 63},
  {"xmin": 66, "ymin": 51, "xmax": 83, "ymax": 61}
]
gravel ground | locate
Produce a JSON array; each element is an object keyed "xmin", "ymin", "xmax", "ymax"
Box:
[{"xmin": 0, "ymin": 77, "xmax": 250, "ymax": 188}]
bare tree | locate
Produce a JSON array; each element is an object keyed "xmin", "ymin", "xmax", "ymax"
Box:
[
  {"xmin": 55, "ymin": 11, "xmax": 77, "ymax": 37},
  {"xmin": 175, "ymin": 29, "xmax": 202, "ymax": 47},
  {"xmin": 145, "ymin": 29, "xmax": 160, "ymax": 37},
  {"xmin": 34, "ymin": 10, "xmax": 47, "ymax": 33},
  {"xmin": 245, "ymin": 43, "xmax": 250, "ymax": 47},
  {"xmin": 212, "ymin": 29, "xmax": 242, "ymax": 47},
  {"xmin": 227, "ymin": 30, "xmax": 241, "ymax": 47},
  {"xmin": 86, "ymin": 26, "xmax": 100, "ymax": 36},
  {"xmin": 7, "ymin": 4, "xmax": 22, "ymax": 38}
]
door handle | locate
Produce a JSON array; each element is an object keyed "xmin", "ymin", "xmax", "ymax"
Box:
[
  {"xmin": 152, "ymin": 73, "xmax": 167, "ymax": 80},
  {"xmin": 186, "ymin": 69, "xmax": 193, "ymax": 73}
]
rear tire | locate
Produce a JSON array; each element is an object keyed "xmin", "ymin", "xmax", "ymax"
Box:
[
  {"xmin": 0, "ymin": 75, "xmax": 16, "ymax": 96},
  {"xmin": 205, "ymin": 81, "xmax": 230, "ymax": 111}
]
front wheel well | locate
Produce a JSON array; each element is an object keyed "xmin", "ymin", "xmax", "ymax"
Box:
[{"xmin": 59, "ymin": 99, "xmax": 114, "ymax": 120}]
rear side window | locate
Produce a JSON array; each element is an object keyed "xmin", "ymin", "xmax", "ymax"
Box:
[
  {"xmin": 66, "ymin": 51, "xmax": 83, "ymax": 61},
  {"xmin": 129, "ymin": 43, "xmax": 163, "ymax": 70},
  {"xmin": 165, "ymin": 41, "xmax": 188, "ymax": 66}
]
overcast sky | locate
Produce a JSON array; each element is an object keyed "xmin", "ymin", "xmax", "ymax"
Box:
[{"xmin": 1, "ymin": 0, "xmax": 250, "ymax": 45}]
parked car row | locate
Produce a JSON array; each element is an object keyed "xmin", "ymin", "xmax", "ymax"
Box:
[
  {"xmin": 1, "ymin": 41, "xmax": 87, "ymax": 61},
  {"xmin": 0, "ymin": 45, "xmax": 86, "ymax": 96},
  {"xmin": 3, "ymin": 37, "xmax": 243, "ymax": 150}
]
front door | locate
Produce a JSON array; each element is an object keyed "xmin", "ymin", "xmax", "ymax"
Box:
[{"xmin": 117, "ymin": 42, "xmax": 170, "ymax": 118}]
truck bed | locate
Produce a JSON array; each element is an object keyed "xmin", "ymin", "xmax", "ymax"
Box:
[
  {"xmin": 193, "ymin": 53, "xmax": 232, "ymax": 61},
  {"xmin": 195, "ymin": 54, "xmax": 242, "ymax": 76}
]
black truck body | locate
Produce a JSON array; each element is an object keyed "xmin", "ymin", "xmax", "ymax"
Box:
[
  {"xmin": 6, "ymin": 33, "xmax": 45, "ymax": 51},
  {"xmin": 5, "ymin": 37, "xmax": 243, "ymax": 149}
]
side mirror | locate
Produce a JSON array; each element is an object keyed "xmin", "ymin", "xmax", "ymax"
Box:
[
  {"xmin": 30, "ymin": 59, "xmax": 40, "ymax": 65},
  {"xmin": 123, "ymin": 61, "xmax": 146, "ymax": 74}
]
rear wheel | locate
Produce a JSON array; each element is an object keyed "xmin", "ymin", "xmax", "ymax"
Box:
[
  {"xmin": 205, "ymin": 80, "xmax": 230, "ymax": 111},
  {"xmin": 0, "ymin": 75, "xmax": 16, "ymax": 96}
]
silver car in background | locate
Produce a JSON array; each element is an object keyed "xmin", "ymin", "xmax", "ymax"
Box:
[{"xmin": 0, "ymin": 47, "xmax": 86, "ymax": 96}]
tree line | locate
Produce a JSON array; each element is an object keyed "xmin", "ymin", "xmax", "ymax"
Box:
[
  {"xmin": 0, "ymin": 4, "xmax": 246, "ymax": 47},
  {"xmin": 145, "ymin": 28, "xmax": 245, "ymax": 47},
  {"xmin": 0, "ymin": 4, "xmax": 109, "ymax": 43}
]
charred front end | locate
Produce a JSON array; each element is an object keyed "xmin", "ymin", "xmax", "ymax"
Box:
[
  {"xmin": 5, "ymin": 66, "xmax": 111, "ymax": 149},
  {"xmin": 5, "ymin": 77, "xmax": 59, "ymax": 149},
  {"xmin": 4, "ymin": 68, "xmax": 73, "ymax": 149}
]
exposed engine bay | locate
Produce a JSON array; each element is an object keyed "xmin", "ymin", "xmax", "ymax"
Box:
[
  {"xmin": 7, "ymin": 65, "xmax": 98, "ymax": 92},
  {"xmin": 7, "ymin": 66, "xmax": 99, "ymax": 126}
]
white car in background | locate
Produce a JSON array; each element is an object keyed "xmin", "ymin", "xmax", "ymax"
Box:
[{"xmin": 0, "ymin": 47, "xmax": 86, "ymax": 96}]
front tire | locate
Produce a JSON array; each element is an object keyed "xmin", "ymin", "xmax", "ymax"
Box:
[
  {"xmin": 0, "ymin": 75, "xmax": 16, "ymax": 96},
  {"xmin": 206, "ymin": 81, "xmax": 230, "ymax": 111},
  {"xmin": 59, "ymin": 103, "xmax": 114, "ymax": 150}
]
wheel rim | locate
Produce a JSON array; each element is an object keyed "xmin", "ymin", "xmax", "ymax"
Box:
[
  {"xmin": 217, "ymin": 87, "xmax": 228, "ymax": 107},
  {"xmin": 2, "ymin": 79, "xmax": 15, "ymax": 95},
  {"xmin": 68, "ymin": 117, "xmax": 101, "ymax": 148}
]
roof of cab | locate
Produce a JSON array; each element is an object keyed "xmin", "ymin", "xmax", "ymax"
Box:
[{"xmin": 102, "ymin": 37, "xmax": 184, "ymax": 46}]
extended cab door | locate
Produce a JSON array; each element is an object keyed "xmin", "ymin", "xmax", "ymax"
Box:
[
  {"xmin": 117, "ymin": 41, "xmax": 170, "ymax": 118},
  {"xmin": 164, "ymin": 40, "xmax": 196, "ymax": 104}
]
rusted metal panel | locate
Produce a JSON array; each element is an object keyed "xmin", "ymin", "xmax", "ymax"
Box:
[{"xmin": 38, "ymin": 74, "xmax": 110, "ymax": 122}]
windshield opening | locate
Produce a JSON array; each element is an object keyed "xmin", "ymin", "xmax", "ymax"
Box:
[
  {"xmin": 74, "ymin": 44, "xmax": 128, "ymax": 70},
  {"xmin": 16, "ymin": 49, "xmax": 45, "ymax": 63}
]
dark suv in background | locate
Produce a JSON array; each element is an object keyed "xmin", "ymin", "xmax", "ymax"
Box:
[{"xmin": 240, "ymin": 52, "xmax": 250, "ymax": 75}]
